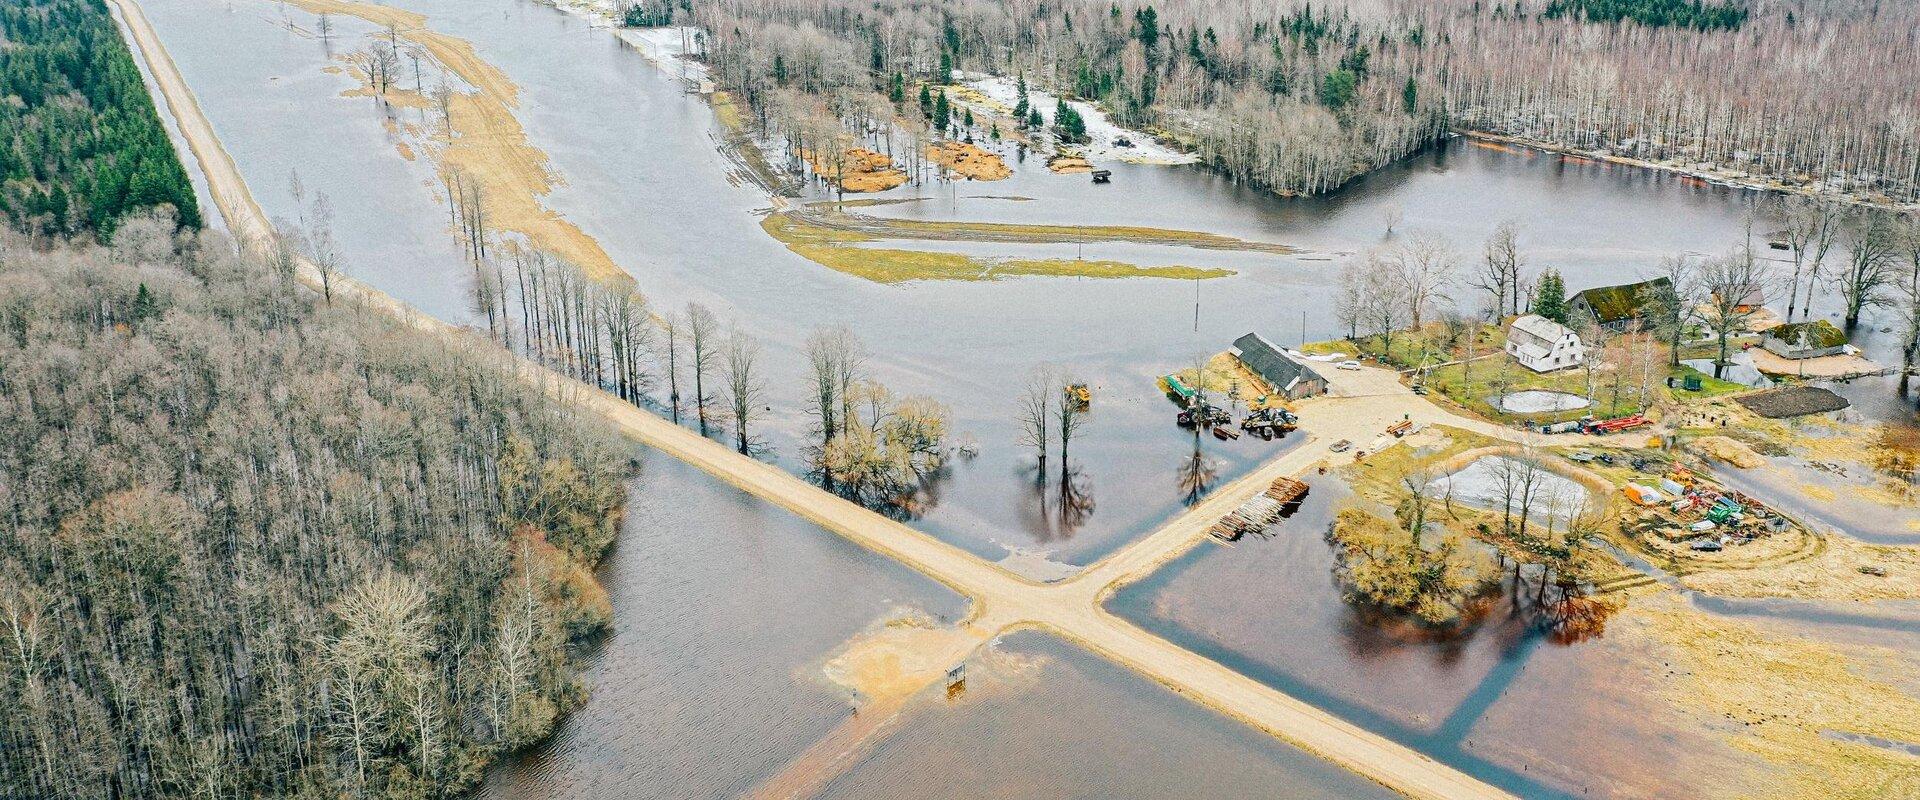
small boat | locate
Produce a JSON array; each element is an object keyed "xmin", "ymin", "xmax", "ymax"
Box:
[{"xmin": 1212, "ymin": 426, "xmax": 1239, "ymax": 441}]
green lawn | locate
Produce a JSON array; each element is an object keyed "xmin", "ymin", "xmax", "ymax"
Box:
[
  {"xmin": 1302, "ymin": 322, "xmax": 1507, "ymax": 369},
  {"xmin": 1416, "ymin": 354, "xmax": 1748, "ymax": 425}
]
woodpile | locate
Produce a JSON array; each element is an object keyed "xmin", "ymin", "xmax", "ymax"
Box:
[{"xmin": 1210, "ymin": 478, "xmax": 1310, "ymax": 541}]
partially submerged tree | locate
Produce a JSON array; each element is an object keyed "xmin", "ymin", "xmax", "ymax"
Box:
[
  {"xmin": 1017, "ymin": 365, "xmax": 1055, "ymax": 473},
  {"xmin": 1837, "ymin": 209, "xmax": 1899, "ymax": 331},
  {"xmin": 685, "ymin": 302, "xmax": 719, "ymax": 436},
  {"xmin": 724, "ymin": 326, "xmax": 766, "ymax": 454}
]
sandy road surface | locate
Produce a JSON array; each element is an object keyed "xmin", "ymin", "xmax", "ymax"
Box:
[{"xmin": 113, "ymin": 3, "xmax": 1518, "ymax": 796}]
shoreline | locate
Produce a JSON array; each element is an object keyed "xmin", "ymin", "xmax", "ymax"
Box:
[{"xmin": 1458, "ymin": 130, "xmax": 1919, "ymax": 213}]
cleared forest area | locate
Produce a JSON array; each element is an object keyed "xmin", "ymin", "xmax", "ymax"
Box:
[{"xmin": 670, "ymin": 0, "xmax": 1920, "ymax": 202}]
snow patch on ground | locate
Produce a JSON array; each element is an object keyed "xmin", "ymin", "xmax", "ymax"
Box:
[
  {"xmin": 954, "ymin": 71, "xmax": 1197, "ymax": 166},
  {"xmin": 538, "ymin": 0, "xmax": 711, "ymax": 81},
  {"xmin": 614, "ymin": 26, "xmax": 708, "ymax": 81}
]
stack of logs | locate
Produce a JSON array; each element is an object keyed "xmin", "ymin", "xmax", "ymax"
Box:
[{"xmin": 1209, "ymin": 477, "xmax": 1311, "ymax": 542}]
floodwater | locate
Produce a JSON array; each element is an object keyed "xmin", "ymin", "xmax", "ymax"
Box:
[
  {"xmin": 1106, "ymin": 478, "xmax": 1781, "ymax": 799},
  {"xmin": 815, "ymin": 631, "xmax": 1400, "ymax": 800},
  {"xmin": 482, "ymin": 448, "xmax": 968, "ymax": 799},
  {"xmin": 129, "ymin": 0, "xmax": 1920, "ymax": 796},
  {"xmin": 132, "ymin": 0, "xmax": 1881, "ymax": 570}
]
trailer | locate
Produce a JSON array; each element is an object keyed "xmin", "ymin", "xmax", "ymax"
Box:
[
  {"xmin": 1386, "ymin": 420, "xmax": 1414, "ymax": 437},
  {"xmin": 1584, "ymin": 414, "xmax": 1650, "ymax": 435}
]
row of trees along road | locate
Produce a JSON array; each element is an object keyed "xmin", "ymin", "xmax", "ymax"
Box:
[
  {"xmin": 667, "ymin": 0, "xmax": 1920, "ymax": 202},
  {"xmin": 0, "ymin": 0, "xmax": 201, "ymax": 239},
  {"xmin": 0, "ymin": 216, "xmax": 630, "ymax": 799}
]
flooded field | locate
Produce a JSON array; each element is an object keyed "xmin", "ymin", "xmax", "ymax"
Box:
[
  {"xmin": 1099, "ymin": 477, "xmax": 1882, "ymax": 799},
  {"xmin": 481, "ymin": 448, "xmax": 968, "ymax": 799},
  {"xmin": 133, "ymin": 0, "xmax": 1870, "ymax": 570},
  {"xmin": 815, "ymin": 632, "xmax": 1400, "ymax": 800},
  {"xmin": 128, "ymin": 0, "xmax": 1920, "ymax": 795}
]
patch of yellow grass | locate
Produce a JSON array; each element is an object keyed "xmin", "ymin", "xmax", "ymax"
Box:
[
  {"xmin": 1679, "ymin": 533, "xmax": 1920, "ymax": 601},
  {"xmin": 1629, "ymin": 594, "xmax": 1920, "ymax": 799},
  {"xmin": 1689, "ymin": 435, "xmax": 1767, "ymax": 469},
  {"xmin": 291, "ymin": 0, "xmax": 630, "ymax": 287},
  {"xmin": 761, "ymin": 212, "xmax": 1230, "ymax": 284}
]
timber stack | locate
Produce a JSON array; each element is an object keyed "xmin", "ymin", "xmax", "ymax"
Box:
[{"xmin": 1209, "ymin": 478, "xmax": 1312, "ymax": 542}]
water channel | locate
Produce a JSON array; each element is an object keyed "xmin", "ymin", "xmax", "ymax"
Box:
[{"xmin": 132, "ymin": 0, "xmax": 1920, "ymax": 795}]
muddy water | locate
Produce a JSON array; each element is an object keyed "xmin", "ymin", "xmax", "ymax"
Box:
[
  {"xmin": 1107, "ymin": 478, "xmax": 1709, "ymax": 799},
  {"xmin": 136, "ymin": 0, "xmax": 1878, "ymax": 569},
  {"xmin": 815, "ymin": 631, "xmax": 1400, "ymax": 800},
  {"xmin": 481, "ymin": 448, "xmax": 968, "ymax": 799},
  {"xmin": 132, "ymin": 0, "xmax": 1920, "ymax": 795}
]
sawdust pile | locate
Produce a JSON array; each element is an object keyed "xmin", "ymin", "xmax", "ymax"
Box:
[
  {"xmin": 1047, "ymin": 154, "xmax": 1093, "ymax": 174},
  {"xmin": 807, "ymin": 148, "xmax": 908, "ymax": 193}
]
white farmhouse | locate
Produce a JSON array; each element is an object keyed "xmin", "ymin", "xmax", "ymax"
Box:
[{"xmin": 1505, "ymin": 314, "xmax": 1586, "ymax": 372}]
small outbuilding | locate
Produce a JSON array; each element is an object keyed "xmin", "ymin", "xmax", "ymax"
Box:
[
  {"xmin": 1762, "ymin": 320, "xmax": 1849, "ymax": 360},
  {"xmin": 1504, "ymin": 314, "xmax": 1587, "ymax": 372},
  {"xmin": 1231, "ymin": 332, "xmax": 1328, "ymax": 400},
  {"xmin": 1571, "ymin": 277, "xmax": 1671, "ymax": 332}
]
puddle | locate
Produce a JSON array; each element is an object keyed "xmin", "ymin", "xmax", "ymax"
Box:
[
  {"xmin": 1427, "ymin": 455, "xmax": 1594, "ymax": 525},
  {"xmin": 1495, "ymin": 389, "xmax": 1591, "ymax": 414}
]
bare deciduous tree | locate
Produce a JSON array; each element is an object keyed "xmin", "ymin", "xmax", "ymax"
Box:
[
  {"xmin": 1698, "ymin": 246, "xmax": 1774, "ymax": 378},
  {"xmin": 724, "ymin": 326, "xmax": 765, "ymax": 454}
]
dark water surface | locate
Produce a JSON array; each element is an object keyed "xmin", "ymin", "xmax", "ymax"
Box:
[{"xmin": 1103, "ymin": 477, "xmax": 1825, "ymax": 799}]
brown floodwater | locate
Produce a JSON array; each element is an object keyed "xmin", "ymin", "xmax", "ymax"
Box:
[
  {"xmin": 136, "ymin": 0, "xmax": 1898, "ymax": 571},
  {"xmin": 129, "ymin": 0, "xmax": 1920, "ymax": 796},
  {"xmin": 480, "ymin": 447, "xmax": 968, "ymax": 799},
  {"xmin": 1101, "ymin": 475, "xmax": 1920, "ymax": 799},
  {"xmin": 815, "ymin": 631, "xmax": 1401, "ymax": 800}
]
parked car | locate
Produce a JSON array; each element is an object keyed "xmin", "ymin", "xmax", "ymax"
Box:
[
  {"xmin": 1337, "ymin": 360, "xmax": 1362, "ymax": 371},
  {"xmin": 1330, "ymin": 439, "xmax": 1354, "ymax": 453},
  {"xmin": 1568, "ymin": 451, "xmax": 1597, "ymax": 463}
]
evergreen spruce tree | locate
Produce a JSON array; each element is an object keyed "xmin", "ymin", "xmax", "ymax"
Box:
[{"xmin": 1533, "ymin": 269, "xmax": 1569, "ymax": 324}]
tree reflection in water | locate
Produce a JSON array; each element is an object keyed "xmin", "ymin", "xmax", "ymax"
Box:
[
  {"xmin": 1177, "ymin": 438, "xmax": 1220, "ymax": 506},
  {"xmin": 1018, "ymin": 461, "xmax": 1096, "ymax": 542}
]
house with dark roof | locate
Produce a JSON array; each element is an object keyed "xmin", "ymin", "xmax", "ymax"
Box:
[
  {"xmin": 1570, "ymin": 276, "xmax": 1672, "ymax": 332},
  {"xmin": 1231, "ymin": 332, "xmax": 1327, "ymax": 400},
  {"xmin": 1762, "ymin": 320, "xmax": 1849, "ymax": 359}
]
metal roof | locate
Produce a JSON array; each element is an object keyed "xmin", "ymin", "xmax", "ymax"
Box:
[{"xmin": 1231, "ymin": 332, "xmax": 1323, "ymax": 391}]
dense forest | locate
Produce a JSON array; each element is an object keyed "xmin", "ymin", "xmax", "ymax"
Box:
[
  {"xmin": 0, "ymin": 217, "xmax": 629, "ymax": 798},
  {"xmin": 676, "ymin": 0, "xmax": 1920, "ymax": 201},
  {"xmin": 0, "ymin": 0, "xmax": 201, "ymax": 238}
]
